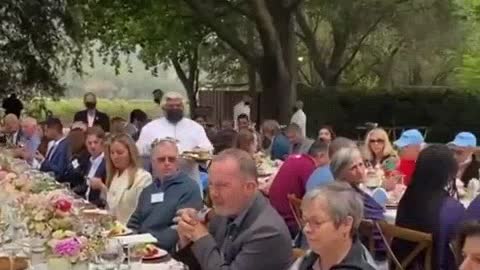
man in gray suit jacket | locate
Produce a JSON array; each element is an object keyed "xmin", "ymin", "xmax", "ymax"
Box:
[{"xmin": 174, "ymin": 148, "xmax": 293, "ymax": 270}]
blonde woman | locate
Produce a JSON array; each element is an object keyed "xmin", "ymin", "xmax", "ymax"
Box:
[
  {"xmin": 89, "ymin": 133, "xmax": 152, "ymax": 224},
  {"xmin": 364, "ymin": 128, "xmax": 398, "ymax": 168}
]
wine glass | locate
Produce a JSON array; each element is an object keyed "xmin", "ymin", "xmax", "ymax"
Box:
[{"xmin": 98, "ymin": 238, "xmax": 124, "ymax": 270}]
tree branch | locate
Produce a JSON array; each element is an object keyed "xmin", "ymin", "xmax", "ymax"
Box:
[
  {"xmin": 184, "ymin": 0, "xmax": 257, "ymax": 65},
  {"xmin": 295, "ymin": 5, "xmax": 326, "ymax": 78},
  {"xmin": 334, "ymin": 14, "xmax": 385, "ymax": 78}
]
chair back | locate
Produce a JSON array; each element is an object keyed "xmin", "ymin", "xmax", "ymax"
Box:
[
  {"xmin": 287, "ymin": 194, "xmax": 303, "ymax": 229},
  {"xmin": 359, "ymin": 219, "xmax": 376, "ymax": 254},
  {"xmin": 375, "ymin": 221, "xmax": 433, "ymax": 270}
]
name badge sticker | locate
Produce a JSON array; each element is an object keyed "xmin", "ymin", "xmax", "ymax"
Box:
[
  {"xmin": 71, "ymin": 159, "xmax": 79, "ymax": 169},
  {"xmin": 151, "ymin": 192, "xmax": 164, "ymax": 204}
]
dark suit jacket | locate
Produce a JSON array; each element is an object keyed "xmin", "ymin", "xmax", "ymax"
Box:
[
  {"xmin": 173, "ymin": 193, "xmax": 293, "ymax": 270},
  {"xmin": 63, "ymin": 154, "xmax": 107, "ymax": 207},
  {"xmin": 73, "ymin": 109, "xmax": 110, "ymax": 132},
  {"xmin": 40, "ymin": 139, "xmax": 71, "ymax": 180}
]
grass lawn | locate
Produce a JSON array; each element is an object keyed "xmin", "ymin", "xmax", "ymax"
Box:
[{"xmin": 46, "ymin": 98, "xmax": 159, "ymax": 124}]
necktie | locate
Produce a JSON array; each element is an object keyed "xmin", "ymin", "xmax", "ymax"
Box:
[
  {"xmin": 222, "ymin": 219, "xmax": 236, "ymax": 262},
  {"xmin": 45, "ymin": 141, "xmax": 56, "ymax": 160}
]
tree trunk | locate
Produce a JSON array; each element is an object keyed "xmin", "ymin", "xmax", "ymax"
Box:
[{"xmin": 258, "ymin": 63, "xmax": 291, "ymax": 125}]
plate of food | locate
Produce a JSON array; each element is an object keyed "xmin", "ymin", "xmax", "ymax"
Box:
[
  {"xmin": 107, "ymin": 221, "xmax": 133, "ymax": 237},
  {"xmin": 181, "ymin": 150, "xmax": 212, "ymax": 162},
  {"xmin": 141, "ymin": 244, "xmax": 168, "ymax": 260}
]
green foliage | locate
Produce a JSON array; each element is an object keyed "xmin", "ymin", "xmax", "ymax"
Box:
[
  {"xmin": 300, "ymin": 86, "xmax": 480, "ymax": 142},
  {"xmin": 42, "ymin": 98, "xmax": 159, "ymax": 124},
  {"xmin": 0, "ymin": 0, "xmax": 83, "ymax": 98}
]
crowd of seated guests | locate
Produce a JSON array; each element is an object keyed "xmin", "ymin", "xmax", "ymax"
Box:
[{"xmin": 6, "ymin": 90, "xmax": 480, "ymax": 270}]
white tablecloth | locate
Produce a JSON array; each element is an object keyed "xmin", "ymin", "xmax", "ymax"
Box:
[{"xmin": 28, "ymin": 261, "xmax": 184, "ymax": 270}]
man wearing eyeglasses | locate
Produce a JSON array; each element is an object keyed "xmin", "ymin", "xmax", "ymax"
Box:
[{"xmin": 127, "ymin": 139, "xmax": 203, "ymax": 252}]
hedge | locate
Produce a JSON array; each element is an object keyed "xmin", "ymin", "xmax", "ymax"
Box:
[{"xmin": 299, "ymin": 86, "xmax": 480, "ymax": 143}]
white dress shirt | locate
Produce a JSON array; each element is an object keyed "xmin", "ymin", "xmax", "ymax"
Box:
[
  {"xmin": 87, "ymin": 110, "xmax": 96, "ymax": 127},
  {"xmin": 85, "ymin": 153, "xmax": 105, "ymax": 199},
  {"xmin": 290, "ymin": 109, "xmax": 307, "ymax": 137},
  {"xmin": 233, "ymin": 101, "xmax": 251, "ymax": 129},
  {"xmin": 136, "ymin": 117, "xmax": 213, "ymax": 156}
]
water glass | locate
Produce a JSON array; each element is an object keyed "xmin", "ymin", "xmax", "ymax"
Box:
[
  {"xmin": 127, "ymin": 244, "xmax": 143, "ymax": 270},
  {"xmin": 98, "ymin": 239, "xmax": 124, "ymax": 270}
]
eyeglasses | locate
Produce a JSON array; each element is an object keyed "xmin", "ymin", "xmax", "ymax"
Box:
[
  {"xmin": 369, "ymin": 139, "xmax": 385, "ymax": 144},
  {"xmin": 157, "ymin": 156, "xmax": 177, "ymax": 163},
  {"xmin": 302, "ymin": 218, "xmax": 332, "ymax": 231}
]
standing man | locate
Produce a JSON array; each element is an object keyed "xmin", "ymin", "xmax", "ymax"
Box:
[
  {"xmin": 290, "ymin": 100, "xmax": 307, "ymax": 137},
  {"xmin": 73, "ymin": 92, "xmax": 110, "ymax": 132},
  {"xmin": 174, "ymin": 149, "xmax": 292, "ymax": 270},
  {"xmin": 2, "ymin": 94, "xmax": 23, "ymax": 118},
  {"xmin": 153, "ymin": 89, "xmax": 163, "ymax": 105},
  {"xmin": 136, "ymin": 91, "xmax": 213, "ymax": 191},
  {"xmin": 233, "ymin": 95, "xmax": 251, "ymax": 130}
]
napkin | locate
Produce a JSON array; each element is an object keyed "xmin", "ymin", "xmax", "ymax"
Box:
[{"xmin": 114, "ymin": 233, "xmax": 158, "ymax": 246}]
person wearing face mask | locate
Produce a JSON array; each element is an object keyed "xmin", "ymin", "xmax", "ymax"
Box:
[
  {"xmin": 73, "ymin": 92, "xmax": 110, "ymax": 132},
  {"xmin": 136, "ymin": 91, "xmax": 213, "ymax": 193},
  {"xmin": 233, "ymin": 95, "xmax": 252, "ymax": 130}
]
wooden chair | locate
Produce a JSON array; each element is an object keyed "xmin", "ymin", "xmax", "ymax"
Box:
[
  {"xmin": 292, "ymin": 248, "xmax": 306, "ymax": 260},
  {"xmin": 375, "ymin": 221, "xmax": 433, "ymax": 270},
  {"xmin": 359, "ymin": 219, "xmax": 376, "ymax": 254},
  {"xmin": 287, "ymin": 194, "xmax": 304, "ymax": 229}
]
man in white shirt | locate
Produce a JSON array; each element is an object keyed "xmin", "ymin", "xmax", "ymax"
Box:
[
  {"xmin": 290, "ymin": 100, "xmax": 307, "ymax": 137},
  {"xmin": 136, "ymin": 91, "xmax": 213, "ymax": 192},
  {"xmin": 233, "ymin": 95, "xmax": 251, "ymax": 130}
]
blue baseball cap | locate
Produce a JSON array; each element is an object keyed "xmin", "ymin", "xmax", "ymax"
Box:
[
  {"xmin": 394, "ymin": 129, "xmax": 424, "ymax": 148},
  {"xmin": 449, "ymin": 132, "xmax": 477, "ymax": 148}
]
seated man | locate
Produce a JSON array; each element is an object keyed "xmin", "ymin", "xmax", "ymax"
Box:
[
  {"xmin": 393, "ymin": 129, "xmax": 424, "ymax": 186},
  {"xmin": 128, "ymin": 138, "xmax": 203, "ymax": 252},
  {"xmin": 13, "ymin": 117, "xmax": 40, "ymax": 165},
  {"xmin": 174, "ymin": 149, "xmax": 292, "ymax": 270},
  {"xmin": 286, "ymin": 123, "xmax": 314, "ymax": 155},
  {"xmin": 269, "ymin": 140, "xmax": 329, "ymax": 237},
  {"xmin": 37, "ymin": 118, "xmax": 70, "ymax": 180}
]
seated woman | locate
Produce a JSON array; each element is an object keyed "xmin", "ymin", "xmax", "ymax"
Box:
[
  {"xmin": 392, "ymin": 144, "xmax": 465, "ymax": 270},
  {"xmin": 290, "ymin": 182, "xmax": 377, "ymax": 270},
  {"xmin": 363, "ymin": 128, "xmax": 398, "ymax": 168},
  {"xmin": 457, "ymin": 220, "xmax": 480, "ymax": 270},
  {"xmin": 90, "ymin": 133, "xmax": 152, "ymax": 224},
  {"xmin": 330, "ymin": 147, "xmax": 385, "ymax": 220},
  {"xmin": 317, "ymin": 125, "xmax": 336, "ymax": 144}
]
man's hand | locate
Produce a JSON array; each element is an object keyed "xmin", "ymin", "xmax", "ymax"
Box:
[
  {"xmin": 89, "ymin": 177, "xmax": 106, "ymax": 192},
  {"xmin": 175, "ymin": 208, "xmax": 209, "ymax": 246},
  {"xmin": 34, "ymin": 151, "xmax": 45, "ymax": 162}
]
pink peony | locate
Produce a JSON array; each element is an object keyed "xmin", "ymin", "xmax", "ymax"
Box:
[
  {"xmin": 53, "ymin": 238, "xmax": 82, "ymax": 257},
  {"xmin": 54, "ymin": 198, "xmax": 72, "ymax": 212}
]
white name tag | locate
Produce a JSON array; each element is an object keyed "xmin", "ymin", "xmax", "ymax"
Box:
[
  {"xmin": 151, "ymin": 193, "xmax": 164, "ymax": 204},
  {"xmin": 71, "ymin": 159, "xmax": 79, "ymax": 169}
]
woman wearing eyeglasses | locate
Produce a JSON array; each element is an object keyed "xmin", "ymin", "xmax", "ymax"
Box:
[
  {"xmin": 90, "ymin": 133, "xmax": 152, "ymax": 224},
  {"xmin": 290, "ymin": 182, "xmax": 377, "ymax": 270}
]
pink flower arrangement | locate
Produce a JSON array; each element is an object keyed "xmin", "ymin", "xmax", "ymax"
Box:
[{"xmin": 53, "ymin": 238, "xmax": 83, "ymax": 257}]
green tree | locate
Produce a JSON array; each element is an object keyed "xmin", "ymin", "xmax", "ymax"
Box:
[{"xmin": 0, "ymin": 0, "xmax": 83, "ymax": 98}]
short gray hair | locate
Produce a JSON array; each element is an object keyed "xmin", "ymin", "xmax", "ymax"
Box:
[
  {"xmin": 303, "ymin": 182, "xmax": 364, "ymax": 236},
  {"xmin": 330, "ymin": 147, "xmax": 362, "ymax": 180},
  {"xmin": 151, "ymin": 138, "xmax": 179, "ymax": 156},
  {"xmin": 329, "ymin": 137, "xmax": 357, "ymax": 157},
  {"xmin": 212, "ymin": 148, "xmax": 257, "ymax": 181}
]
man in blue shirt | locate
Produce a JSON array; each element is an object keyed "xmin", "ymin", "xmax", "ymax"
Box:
[{"xmin": 305, "ymin": 137, "xmax": 357, "ymax": 191}]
